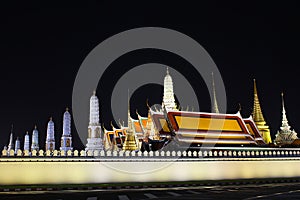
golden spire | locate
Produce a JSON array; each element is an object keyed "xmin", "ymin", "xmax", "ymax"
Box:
[
  {"xmin": 127, "ymin": 89, "xmax": 132, "ymax": 129},
  {"xmin": 212, "ymin": 72, "xmax": 219, "ymax": 113},
  {"xmin": 253, "ymin": 79, "xmax": 265, "ymax": 122},
  {"xmin": 123, "ymin": 89, "xmax": 138, "ymax": 151},
  {"xmin": 252, "ymin": 79, "xmax": 272, "ymax": 144}
]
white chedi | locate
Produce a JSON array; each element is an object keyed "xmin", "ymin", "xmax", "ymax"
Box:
[
  {"xmin": 23, "ymin": 132, "xmax": 30, "ymax": 151},
  {"xmin": 45, "ymin": 118, "xmax": 55, "ymax": 151},
  {"xmin": 162, "ymin": 67, "xmax": 178, "ymax": 111},
  {"xmin": 14, "ymin": 137, "xmax": 21, "ymax": 154},
  {"xmin": 85, "ymin": 91, "xmax": 103, "ymax": 151},
  {"xmin": 31, "ymin": 126, "xmax": 39, "ymax": 151},
  {"xmin": 7, "ymin": 131, "xmax": 14, "ymax": 152},
  {"xmin": 60, "ymin": 108, "xmax": 73, "ymax": 152},
  {"xmin": 274, "ymin": 93, "xmax": 298, "ymax": 145}
]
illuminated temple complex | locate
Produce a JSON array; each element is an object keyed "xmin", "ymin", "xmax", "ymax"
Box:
[{"xmin": 2, "ymin": 68, "xmax": 300, "ymax": 155}]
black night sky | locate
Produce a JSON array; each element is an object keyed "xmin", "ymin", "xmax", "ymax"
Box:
[{"xmin": 0, "ymin": 2, "xmax": 300, "ymax": 150}]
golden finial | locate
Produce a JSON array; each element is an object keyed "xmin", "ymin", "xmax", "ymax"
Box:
[
  {"xmin": 110, "ymin": 121, "xmax": 114, "ymax": 129},
  {"xmin": 212, "ymin": 71, "xmax": 219, "ymax": 113},
  {"xmin": 253, "ymin": 79, "xmax": 257, "ymax": 95}
]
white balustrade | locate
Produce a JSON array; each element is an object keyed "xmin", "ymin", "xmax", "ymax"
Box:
[
  {"xmin": 106, "ymin": 150, "xmax": 112, "ymax": 157},
  {"xmin": 38, "ymin": 150, "xmax": 44, "ymax": 157},
  {"xmin": 171, "ymin": 151, "xmax": 176, "ymax": 157},
  {"xmin": 2, "ymin": 149, "xmax": 7, "ymax": 156},
  {"xmin": 166, "ymin": 151, "xmax": 170, "ymax": 157},
  {"xmin": 131, "ymin": 151, "xmax": 136, "ymax": 157},
  {"xmin": 16, "ymin": 149, "xmax": 22, "ymax": 156},
  {"xmin": 119, "ymin": 151, "xmax": 124, "ymax": 157},
  {"xmin": 67, "ymin": 150, "xmax": 73, "ymax": 156},
  {"xmin": 155, "ymin": 151, "xmax": 159, "ymax": 157},
  {"xmin": 24, "ymin": 150, "xmax": 29, "ymax": 156},
  {"xmin": 53, "ymin": 150, "xmax": 58, "ymax": 157},
  {"xmin": 198, "ymin": 151, "xmax": 202, "ymax": 157},
  {"xmin": 237, "ymin": 151, "xmax": 241, "ymax": 157},
  {"xmin": 113, "ymin": 151, "xmax": 118, "ymax": 157},
  {"xmin": 137, "ymin": 151, "xmax": 142, "ymax": 157},
  {"xmin": 87, "ymin": 150, "xmax": 93, "ymax": 157},
  {"xmin": 46, "ymin": 150, "xmax": 51, "ymax": 157},
  {"xmin": 177, "ymin": 151, "xmax": 182, "ymax": 157},
  {"xmin": 73, "ymin": 150, "xmax": 79, "ymax": 157},
  {"xmin": 60, "ymin": 150, "xmax": 66, "ymax": 156},
  {"xmin": 228, "ymin": 151, "xmax": 232, "ymax": 157},
  {"xmin": 143, "ymin": 151, "xmax": 148, "ymax": 157},
  {"xmin": 80, "ymin": 150, "xmax": 86, "ymax": 157},
  {"xmin": 100, "ymin": 150, "xmax": 105, "ymax": 157},
  {"xmin": 32, "ymin": 150, "xmax": 37, "ymax": 156},
  {"xmin": 149, "ymin": 151, "xmax": 153, "ymax": 157}
]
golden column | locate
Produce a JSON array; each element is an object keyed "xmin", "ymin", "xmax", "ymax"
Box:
[{"xmin": 252, "ymin": 79, "xmax": 272, "ymax": 144}]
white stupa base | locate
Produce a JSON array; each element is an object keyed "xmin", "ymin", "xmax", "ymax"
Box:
[{"xmin": 85, "ymin": 138, "xmax": 103, "ymax": 151}]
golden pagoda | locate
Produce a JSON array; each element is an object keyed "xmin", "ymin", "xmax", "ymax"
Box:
[
  {"xmin": 252, "ymin": 79, "xmax": 272, "ymax": 144},
  {"xmin": 122, "ymin": 92, "xmax": 138, "ymax": 151}
]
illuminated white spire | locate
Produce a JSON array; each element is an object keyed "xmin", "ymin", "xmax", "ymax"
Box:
[
  {"xmin": 274, "ymin": 92, "xmax": 298, "ymax": 145},
  {"xmin": 60, "ymin": 108, "xmax": 73, "ymax": 151},
  {"xmin": 86, "ymin": 90, "xmax": 103, "ymax": 151},
  {"xmin": 24, "ymin": 131, "xmax": 30, "ymax": 151},
  {"xmin": 63, "ymin": 108, "xmax": 71, "ymax": 136},
  {"xmin": 31, "ymin": 125, "xmax": 39, "ymax": 151},
  {"xmin": 14, "ymin": 137, "xmax": 21, "ymax": 153},
  {"xmin": 280, "ymin": 92, "xmax": 290, "ymax": 131},
  {"xmin": 7, "ymin": 125, "xmax": 14, "ymax": 152},
  {"xmin": 45, "ymin": 117, "xmax": 55, "ymax": 151},
  {"xmin": 162, "ymin": 67, "xmax": 177, "ymax": 111},
  {"xmin": 89, "ymin": 90, "xmax": 100, "ymax": 125}
]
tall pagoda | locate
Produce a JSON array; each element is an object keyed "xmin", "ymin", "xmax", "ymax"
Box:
[{"xmin": 252, "ymin": 79, "xmax": 272, "ymax": 144}]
